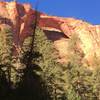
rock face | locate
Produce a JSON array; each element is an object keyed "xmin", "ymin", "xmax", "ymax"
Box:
[{"xmin": 0, "ymin": 1, "xmax": 100, "ymax": 66}]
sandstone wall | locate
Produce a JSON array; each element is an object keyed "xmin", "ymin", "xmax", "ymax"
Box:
[{"xmin": 0, "ymin": 1, "xmax": 100, "ymax": 66}]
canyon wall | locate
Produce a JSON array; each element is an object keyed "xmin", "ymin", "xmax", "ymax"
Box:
[{"xmin": 0, "ymin": 1, "xmax": 100, "ymax": 66}]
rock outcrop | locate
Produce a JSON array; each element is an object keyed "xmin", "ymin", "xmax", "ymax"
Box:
[{"xmin": 0, "ymin": 1, "xmax": 100, "ymax": 66}]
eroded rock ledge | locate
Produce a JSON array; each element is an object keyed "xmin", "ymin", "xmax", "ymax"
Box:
[{"xmin": 0, "ymin": 1, "xmax": 100, "ymax": 66}]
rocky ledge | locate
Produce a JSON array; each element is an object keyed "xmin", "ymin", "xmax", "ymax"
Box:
[{"xmin": 0, "ymin": 1, "xmax": 100, "ymax": 67}]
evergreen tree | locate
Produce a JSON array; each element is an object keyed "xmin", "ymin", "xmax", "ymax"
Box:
[
  {"xmin": 0, "ymin": 26, "xmax": 13, "ymax": 81},
  {"xmin": 0, "ymin": 25, "xmax": 20, "ymax": 88},
  {"xmin": 31, "ymin": 27, "xmax": 68, "ymax": 99},
  {"xmin": 21, "ymin": 27, "xmax": 68, "ymax": 99},
  {"xmin": 0, "ymin": 26, "xmax": 13, "ymax": 65}
]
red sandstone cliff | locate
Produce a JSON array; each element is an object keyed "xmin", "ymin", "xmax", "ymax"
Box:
[{"xmin": 0, "ymin": 1, "xmax": 100, "ymax": 66}]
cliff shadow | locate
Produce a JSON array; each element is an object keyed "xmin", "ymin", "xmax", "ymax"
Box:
[{"xmin": 44, "ymin": 30, "xmax": 68, "ymax": 41}]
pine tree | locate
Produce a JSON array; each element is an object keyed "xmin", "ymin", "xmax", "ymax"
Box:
[
  {"xmin": 0, "ymin": 26, "xmax": 13, "ymax": 65},
  {"xmin": 29, "ymin": 27, "xmax": 68, "ymax": 99},
  {"xmin": 0, "ymin": 25, "xmax": 20, "ymax": 88},
  {"xmin": 0, "ymin": 25, "xmax": 13, "ymax": 82}
]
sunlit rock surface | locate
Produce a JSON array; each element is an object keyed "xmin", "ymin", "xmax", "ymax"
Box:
[{"xmin": 0, "ymin": 1, "xmax": 100, "ymax": 66}]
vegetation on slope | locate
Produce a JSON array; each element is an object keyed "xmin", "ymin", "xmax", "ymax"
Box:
[{"xmin": 0, "ymin": 26, "xmax": 100, "ymax": 100}]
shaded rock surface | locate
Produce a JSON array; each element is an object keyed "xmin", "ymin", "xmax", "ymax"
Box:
[{"xmin": 0, "ymin": 1, "xmax": 100, "ymax": 66}]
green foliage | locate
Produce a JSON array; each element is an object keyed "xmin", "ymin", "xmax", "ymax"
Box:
[
  {"xmin": 29, "ymin": 28, "xmax": 68, "ymax": 99},
  {"xmin": 0, "ymin": 26, "xmax": 100, "ymax": 100},
  {"xmin": 0, "ymin": 26, "xmax": 21, "ymax": 87},
  {"xmin": 66, "ymin": 33, "xmax": 100, "ymax": 100},
  {"xmin": 22, "ymin": 28, "xmax": 100, "ymax": 100},
  {"xmin": 0, "ymin": 26, "xmax": 13, "ymax": 81},
  {"xmin": 0, "ymin": 26, "xmax": 13, "ymax": 65}
]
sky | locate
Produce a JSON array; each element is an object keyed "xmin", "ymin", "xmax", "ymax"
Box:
[{"xmin": 8, "ymin": 0, "xmax": 100, "ymax": 25}]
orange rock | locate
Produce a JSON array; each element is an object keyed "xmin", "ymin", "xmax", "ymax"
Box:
[{"xmin": 0, "ymin": 1, "xmax": 100, "ymax": 66}]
